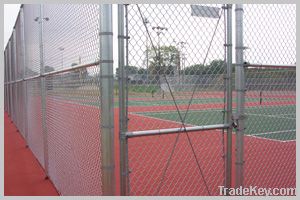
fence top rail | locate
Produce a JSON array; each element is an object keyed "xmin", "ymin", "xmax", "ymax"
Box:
[
  {"xmin": 240, "ymin": 63, "xmax": 296, "ymax": 69},
  {"xmin": 4, "ymin": 60, "xmax": 100, "ymax": 84},
  {"xmin": 43, "ymin": 60, "xmax": 100, "ymax": 77}
]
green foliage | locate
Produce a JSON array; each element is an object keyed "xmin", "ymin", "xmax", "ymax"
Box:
[
  {"xmin": 148, "ymin": 45, "xmax": 180, "ymax": 76},
  {"xmin": 115, "ymin": 65, "xmax": 140, "ymax": 77},
  {"xmin": 45, "ymin": 66, "xmax": 55, "ymax": 73},
  {"xmin": 183, "ymin": 59, "xmax": 226, "ymax": 75}
]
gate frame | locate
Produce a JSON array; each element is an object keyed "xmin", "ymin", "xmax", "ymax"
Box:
[{"xmin": 118, "ymin": 4, "xmax": 234, "ymax": 195}]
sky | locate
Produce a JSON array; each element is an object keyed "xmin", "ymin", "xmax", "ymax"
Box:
[
  {"xmin": 4, "ymin": 4, "xmax": 21, "ymax": 50},
  {"xmin": 3, "ymin": 4, "xmax": 296, "ymax": 76}
]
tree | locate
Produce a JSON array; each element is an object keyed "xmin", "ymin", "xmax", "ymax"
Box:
[
  {"xmin": 148, "ymin": 45, "xmax": 180, "ymax": 82},
  {"xmin": 183, "ymin": 64, "xmax": 206, "ymax": 75},
  {"xmin": 45, "ymin": 66, "xmax": 55, "ymax": 73},
  {"xmin": 184, "ymin": 59, "xmax": 226, "ymax": 75},
  {"xmin": 206, "ymin": 59, "xmax": 226, "ymax": 74},
  {"xmin": 115, "ymin": 65, "xmax": 139, "ymax": 77}
]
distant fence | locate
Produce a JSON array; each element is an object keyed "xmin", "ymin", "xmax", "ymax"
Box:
[{"xmin": 4, "ymin": 4, "xmax": 296, "ymax": 196}]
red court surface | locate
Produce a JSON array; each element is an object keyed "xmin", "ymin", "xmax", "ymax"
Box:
[{"xmin": 4, "ymin": 112, "xmax": 59, "ymax": 196}]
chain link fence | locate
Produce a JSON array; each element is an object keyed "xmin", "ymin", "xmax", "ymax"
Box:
[
  {"xmin": 3, "ymin": 4, "xmax": 114, "ymax": 196},
  {"xmin": 242, "ymin": 4, "xmax": 296, "ymax": 190},
  {"xmin": 4, "ymin": 4, "xmax": 296, "ymax": 196},
  {"xmin": 120, "ymin": 4, "xmax": 230, "ymax": 195}
]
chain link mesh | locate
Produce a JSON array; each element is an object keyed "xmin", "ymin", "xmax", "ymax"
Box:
[
  {"xmin": 4, "ymin": 4, "xmax": 104, "ymax": 195},
  {"xmin": 3, "ymin": 3, "xmax": 296, "ymax": 196},
  {"xmin": 22, "ymin": 5, "xmax": 45, "ymax": 167},
  {"xmin": 242, "ymin": 4, "xmax": 296, "ymax": 191},
  {"xmin": 125, "ymin": 4, "xmax": 227, "ymax": 195},
  {"xmin": 42, "ymin": 4, "xmax": 102, "ymax": 195}
]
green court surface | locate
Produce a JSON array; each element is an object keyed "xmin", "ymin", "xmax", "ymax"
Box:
[
  {"xmin": 136, "ymin": 105, "xmax": 296, "ymax": 142},
  {"xmin": 49, "ymin": 93, "xmax": 293, "ymax": 108},
  {"xmin": 48, "ymin": 92, "xmax": 295, "ymax": 141}
]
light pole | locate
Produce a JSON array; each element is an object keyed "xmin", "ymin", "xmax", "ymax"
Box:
[
  {"xmin": 173, "ymin": 40, "xmax": 187, "ymax": 83},
  {"xmin": 143, "ymin": 18, "xmax": 150, "ymax": 83},
  {"xmin": 178, "ymin": 41, "xmax": 187, "ymax": 82},
  {"xmin": 152, "ymin": 26, "xmax": 167, "ymax": 98},
  {"xmin": 152, "ymin": 26, "xmax": 168, "ymax": 76}
]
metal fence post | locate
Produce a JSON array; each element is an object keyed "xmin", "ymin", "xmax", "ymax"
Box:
[
  {"xmin": 235, "ymin": 4, "xmax": 245, "ymax": 188},
  {"xmin": 5, "ymin": 49, "xmax": 9, "ymax": 116},
  {"xmin": 6, "ymin": 45, "xmax": 11, "ymax": 117},
  {"xmin": 12, "ymin": 31, "xmax": 18, "ymax": 125},
  {"xmin": 8, "ymin": 41, "xmax": 14, "ymax": 122},
  {"xmin": 118, "ymin": 4, "xmax": 129, "ymax": 196},
  {"xmin": 12, "ymin": 30, "xmax": 18, "ymax": 128},
  {"xmin": 8, "ymin": 48, "xmax": 11, "ymax": 118},
  {"xmin": 38, "ymin": 4, "xmax": 49, "ymax": 177},
  {"xmin": 99, "ymin": 4, "xmax": 115, "ymax": 195},
  {"xmin": 4, "ymin": 50, "xmax": 8, "ymax": 113},
  {"xmin": 20, "ymin": 6, "xmax": 28, "ymax": 145},
  {"xmin": 225, "ymin": 4, "xmax": 233, "ymax": 191}
]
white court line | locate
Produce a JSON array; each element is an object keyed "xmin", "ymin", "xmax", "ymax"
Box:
[
  {"xmin": 246, "ymin": 129, "xmax": 296, "ymax": 143},
  {"xmin": 246, "ymin": 113, "xmax": 296, "ymax": 120},
  {"xmin": 251, "ymin": 129, "xmax": 296, "ymax": 136},
  {"xmin": 50, "ymin": 97, "xmax": 296, "ymax": 143},
  {"xmin": 247, "ymin": 135, "xmax": 296, "ymax": 143},
  {"xmin": 131, "ymin": 112, "xmax": 295, "ymax": 143},
  {"xmin": 130, "ymin": 112, "xmax": 197, "ymax": 128},
  {"xmin": 132, "ymin": 104, "xmax": 295, "ymax": 114},
  {"xmin": 134, "ymin": 108, "xmax": 224, "ymax": 115}
]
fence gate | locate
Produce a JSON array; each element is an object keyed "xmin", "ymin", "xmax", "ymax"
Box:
[{"xmin": 118, "ymin": 4, "xmax": 233, "ymax": 195}]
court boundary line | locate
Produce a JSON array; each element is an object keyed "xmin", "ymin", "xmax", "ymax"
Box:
[
  {"xmin": 247, "ymin": 129, "xmax": 296, "ymax": 143},
  {"xmin": 246, "ymin": 113, "xmax": 296, "ymax": 120},
  {"xmin": 130, "ymin": 113, "xmax": 295, "ymax": 143},
  {"xmin": 251, "ymin": 129, "xmax": 296, "ymax": 136},
  {"xmin": 129, "ymin": 112, "xmax": 197, "ymax": 128},
  {"xmin": 47, "ymin": 97, "xmax": 296, "ymax": 143},
  {"xmin": 132, "ymin": 104, "xmax": 295, "ymax": 114}
]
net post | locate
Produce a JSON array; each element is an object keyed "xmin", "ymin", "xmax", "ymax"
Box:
[
  {"xmin": 118, "ymin": 4, "xmax": 129, "ymax": 196},
  {"xmin": 225, "ymin": 3, "xmax": 233, "ymax": 192},
  {"xmin": 235, "ymin": 4, "xmax": 245, "ymax": 188},
  {"xmin": 99, "ymin": 4, "xmax": 115, "ymax": 195},
  {"xmin": 38, "ymin": 4, "xmax": 49, "ymax": 177}
]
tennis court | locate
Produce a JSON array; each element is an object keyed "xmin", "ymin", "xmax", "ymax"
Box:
[
  {"xmin": 4, "ymin": 3, "xmax": 296, "ymax": 196},
  {"xmin": 43, "ymin": 87, "xmax": 296, "ymax": 195}
]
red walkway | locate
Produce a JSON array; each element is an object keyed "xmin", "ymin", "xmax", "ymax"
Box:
[{"xmin": 4, "ymin": 112, "xmax": 58, "ymax": 196}]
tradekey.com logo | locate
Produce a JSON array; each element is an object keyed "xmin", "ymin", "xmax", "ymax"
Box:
[{"xmin": 219, "ymin": 186, "xmax": 296, "ymax": 196}]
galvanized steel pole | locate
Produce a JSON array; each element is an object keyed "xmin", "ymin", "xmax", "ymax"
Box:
[
  {"xmin": 4, "ymin": 50, "xmax": 8, "ymax": 114},
  {"xmin": 12, "ymin": 30, "xmax": 18, "ymax": 127},
  {"xmin": 4, "ymin": 50, "xmax": 7, "ymax": 112},
  {"xmin": 9, "ymin": 38, "xmax": 13, "ymax": 121},
  {"xmin": 118, "ymin": 4, "xmax": 129, "ymax": 196},
  {"xmin": 225, "ymin": 4, "xmax": 233, "ymax": 191},
  {"xmin": 99, "ymin": 4, "xmax": 115, "ymax": 195},
  {"xmin": 11, "ymin": 32, "xmax": 17, "ymax": 123},
  {"xmin": 20, "ymin": 7, "xmax": 29, "ymax": 146},
  {"xmin": 7, "ymin": 43, "xmax": 12, "ymax": 118},
  {"xmin": 235, "ymin": 4, "xmax": 245, "ymax": 188},
  {"xmin": 39, "ymin": 4, "xmax": 49, "ymax": 177}
]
